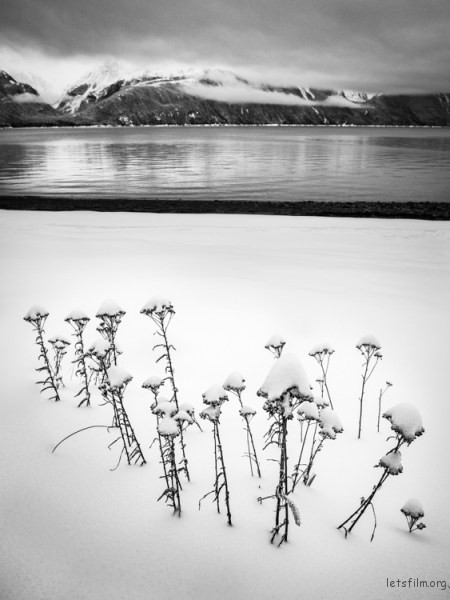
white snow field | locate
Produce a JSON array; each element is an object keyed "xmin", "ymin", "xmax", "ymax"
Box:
[{"xmin": 0, "ymin": 210, "xmax": 449, "ymax": 600}]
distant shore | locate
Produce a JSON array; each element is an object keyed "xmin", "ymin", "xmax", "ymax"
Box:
[{"xmin": 1, "ymin": 197, "xmax": 449, "ymax": 220}]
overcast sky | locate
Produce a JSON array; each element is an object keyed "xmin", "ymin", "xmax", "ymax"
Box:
[{"xmin": 1, "ymin": 0, "xmax": 449, "ymax": 98}]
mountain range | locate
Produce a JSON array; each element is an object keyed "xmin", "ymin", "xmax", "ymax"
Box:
[{"xmin": 1, "ymin": 65, "xmax": 449, "ymax": 127}]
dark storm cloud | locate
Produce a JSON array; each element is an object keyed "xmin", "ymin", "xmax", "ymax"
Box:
[{"xmin": 1, "ymin": 0, "xmax": 449, "ymax": 92}]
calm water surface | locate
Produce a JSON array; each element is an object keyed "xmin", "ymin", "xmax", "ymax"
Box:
[{"xmin": 0, "ymin": 126, "xmax": 449, "ymax": 202}]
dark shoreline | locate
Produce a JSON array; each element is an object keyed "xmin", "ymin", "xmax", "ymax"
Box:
[{"xmin": 1, "ymin": 197, "xmax": 449, "ymax": 220}]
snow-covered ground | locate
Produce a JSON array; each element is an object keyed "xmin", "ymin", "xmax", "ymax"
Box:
[{"xmin": 1, "ymin": 210, "xmax": 449, "ymax": 600}]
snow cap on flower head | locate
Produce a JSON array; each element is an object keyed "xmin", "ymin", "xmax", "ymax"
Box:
[
  {"xmin": 258, "ymin": 353, "xmax": 312, "ymax": 402},
  {"xmin": 24, "ymin": 305, "xmax": 49, "ymax": 321},
  {"xmin": 223, "ymin": 371, "xmax": 246, "ymax": 393},
  {"xmin": 401, "ymin": 498, "xmax": 424, "ymax": 519},
  {"xmin": 141, "ymin": 296, "xmax": 174, "ymax": 316},
  {"xmin": 96, "ymin": 299, "xmax": 125, "ymax": 318},
  {"xmin": 158, "ymin": 417, "xmax": 180, "ymax": 437},
  {"xmin": 142, "ymin": 375, "xmax": 164, "ymax": 392},
  {"xmin": 382, "ymin": 403, "xmax": 424, "ymax": 443},
  {"xmin": 88, "ymin": 338, "xmax": 110, "ymax": 359},
  {"xmin": 107, "ymin": 365, "xmax": 132, "ymax": 389},
  {"xmin": 309, "ymin": 343, "xmax": 335, "ymax": 357},
  {"xmin": 65, "ymin": 308, "xmax": 90, "ymax": 324},
  {"xmin": 356, "ymin": 334, "xmax": 381, "ymax": 350},
  {"xmin": 202, "ymin": 384, "xmax": 229, "ymax": 407}
]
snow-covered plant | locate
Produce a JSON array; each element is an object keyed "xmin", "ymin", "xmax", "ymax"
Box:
[
  {"xmin": 65, "ymin": 309, "xmax": 91, "ymax": 407},
  {"xmin": 53, "ymin": 361, "xmax": 146, "ymax": 469},
  {"xmin": 308, "ymin": 344, "xmax": 335, "ymax": 409},
  {"xmin": 356, "ymin": 335, "xmax": 382, "ymax": 439},
  {"xmin": 142, "ymin": 376, "xmax": 165, "ymax": 420},
  {"xmin": 292, "ymin": 399, "xmax": 343, "ymax": 490},
  {"xmin": 102, "ymin": 366, "xmax": 146, "ymax": 467},
  {"xmin": 401, "ymin": 498, "xmax": 426, "ymax": 533},
  {"xmin": 143, "ymin": 379, "xmax": 172, "ymax": 490},
  {"xmin": 141, "ymin": 297, "xmax": 190, "ymax": 481},
  {"xmin": 96, "ymin": 300, "xmax": 125, "ymax": 368},
  {"xmin": 199, "ymin": 385, "xmax": 232, "ymax": 526},
  {"xmin": 377, "ymin": 381, "xmax": 393, "ymax": 433},
  {"xmin": 257, "ymin": 353, "xmax": 313, "ymax": 546},
  {"xmin": 265, "ymin": 333, "xmax": 286, "ymax": 358},
  {"xmin": 86, "ymin": 338, "xmax": 111, "ymax": 385},
  {"xmin": 178, "ymin": 402, "xmax": 203, "ymax": 432},
  {"xmin": 24, "ymin": 305, "xmax": 61, "ymax": 402},
  {"xmin": 48, "ymin": 334, "xmax": 71, "ymax": 389},
  {"xmin": 157, "ymin": 416, "xmax": 182, "ymax": 516},
  {"xmin": 223, "ymin": 371, "xmax": 261, "ymax": 478},
  {"xmin": 338, "ymin": 402, "xmax": 424, "ymax": 541}
]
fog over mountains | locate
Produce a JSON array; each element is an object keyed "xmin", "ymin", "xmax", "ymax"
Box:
[{"xmin": 1, "ymin": 64, "xmax": 450, "ymax": 127}]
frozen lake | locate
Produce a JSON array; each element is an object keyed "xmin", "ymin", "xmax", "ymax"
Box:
[{"xmin": 0, "ymin": 126, "xmax": 449, "ymax": 202}]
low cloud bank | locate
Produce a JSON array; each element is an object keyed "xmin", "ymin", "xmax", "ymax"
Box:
[
  {"xmin": 179, "ymin": 79, "xmax": 368, "ymax": 108},
  {"xmin": 11, "ymin": 92, "xmax": 42, "ymax": 104}
]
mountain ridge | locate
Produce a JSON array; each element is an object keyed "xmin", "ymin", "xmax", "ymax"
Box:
[{"xmin": 1, "ymin": 67, "xmax": 449, "ymax": 127}]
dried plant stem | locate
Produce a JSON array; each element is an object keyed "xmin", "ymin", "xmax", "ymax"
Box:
[
  {"xmin": 234, "ymin": 389, "xmax": 261, "ymax": 478},
  {"xmin": 338, "ymin": 438, "xmax": 404, "ymax": 539},
  {"xmin": 377, "ymin": 383, "xmax": 392, "ymax": 433},
  {"xmin": 199, "ymin": 420, "xmax": 232, "ymax": 526},
  {"xmin": 312, "ymin": 353, "xmax": 334, "ymax": 409},
  {"xmin": 291, "ymin": 420, "xmax": 311, "ymax": 491},
  {"xmin": 67, "ymin": 319, "xmax": 91, "ymax": 407},
  {"xmin": 158, "ymin": 435, "xmax": 182, "ymax": 516},
  {"xmin": 271, "ymin": 415, "xmax": 290, "ymax": 545},
  {"xmin": 357, "ymin": 347, "xmax": 381, "ymax": 439},
  {"xmin": 27, "ymin": 315, "xmax": 61, "ymax": 402}
]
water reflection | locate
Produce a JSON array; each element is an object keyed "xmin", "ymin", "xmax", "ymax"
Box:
[{"xmin": 0, "ymin": 127, "xmax": 449, "ymax": 202}]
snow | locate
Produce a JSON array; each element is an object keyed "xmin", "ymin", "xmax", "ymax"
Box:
[
  {"xmin": 319, "ymin": 407, "xmax": 344, "ymax": 439},
  {"xmin": 264, "ymin": 333, "xmax": 286, "ymax": 349},
  {"xmin": 298, "ymin": 400, "xmax": 320, "ymax": 421},
  {"xmin": 378, "ymin": 451, "xmax": 403, "ymax": 475},
  {"xmin": 24, "ymin": 304, "xmax": 49, "ymax": 321},
  {"xmin": 174, "ymin": 409, "xmax": 194, "ymax": 424},
  {"xmin": 96, "ymin": 299, "xmax": 125, "ymax": 318},
  {"xmin": 142, "ymin": 375, "xmax": 164, "ymax": 390},
  {"xmin": 59, "ymin": 61, "xmax": 126, "ymax": 113},
  {"xmin": 87, "ymin": 338, "xmax": 110, "ymax": 358},
  {"xmin": 339, "ymin": 90, "xmax": 371, "ymax": 104},
  {"xmin": 313, "ymin": 394, "xmax": 329, "ymax": 408},
  {"xmin": 65, "ymin": 308, "xmax": 90, "ymax": 322},
  {"xmin": 153, "ymin": 401, "xmax": 177, "ymax": 417},
  {"xmin": 2, "ymin": 211, "xmax": 450, "ymax": 600},
  {"xmin": 178, "ymin": 402, "xmax": 195, "ymax": 415},
  {"xmin": 239, "ymin": 405, "xmax": 257, "ymax": 417},
  {"xmin": 223, "ymin": 371, "xmax": 246, "ymax": 392},
  {"xmin": 401, "ymin": 498, "xmax": 425, "ymax": 519},
  {"xmin": 158, "ymin": 417, "xmax": 180, "ymax": 437},
  {"xmin": 382, "ymin": 403, "xmax": 425, "ymax": 442},
  {"xmin": 48, "ymin": 334, "xmax": 70, "ymax": 345},
  {"xmin": 141, "ymin": 296, "xmax": 173, "ymax": 315},
  {"xmin": 107, "ymin": 365, "xmax": 132, "ymax": 389},
  {"xmin": 202, "ymin": 384, "xmax": 229, "ymax": 406},
  {"xmin": 199, "ymin": 405, "xmax": 221, "ymax": 422},
  {"xmin": 356, "ymin": 334, "xmax": 382, "ymax": 349},
  {"xmin": 258, "ymin": 352, "xmax": 312, "ymax": 401},
  {"xmin": 156, "ymin": 394, "xmax": 170, "ymax": 404},
  {"xmin": 309, "ymin": 342, "xmax": 335, "ymax": 355}
]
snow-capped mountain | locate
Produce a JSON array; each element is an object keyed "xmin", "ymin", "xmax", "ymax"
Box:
[
  {"xmin": 57, "ymin": 64, "xmax": 369, "ymax": 115},
  {"xmin": 0, "ymin": 70, "xmax": 63, "ymax": 127},
  {"xmin": 0, "ymin": 70, "xmax": 40, "ymax": 99}
]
